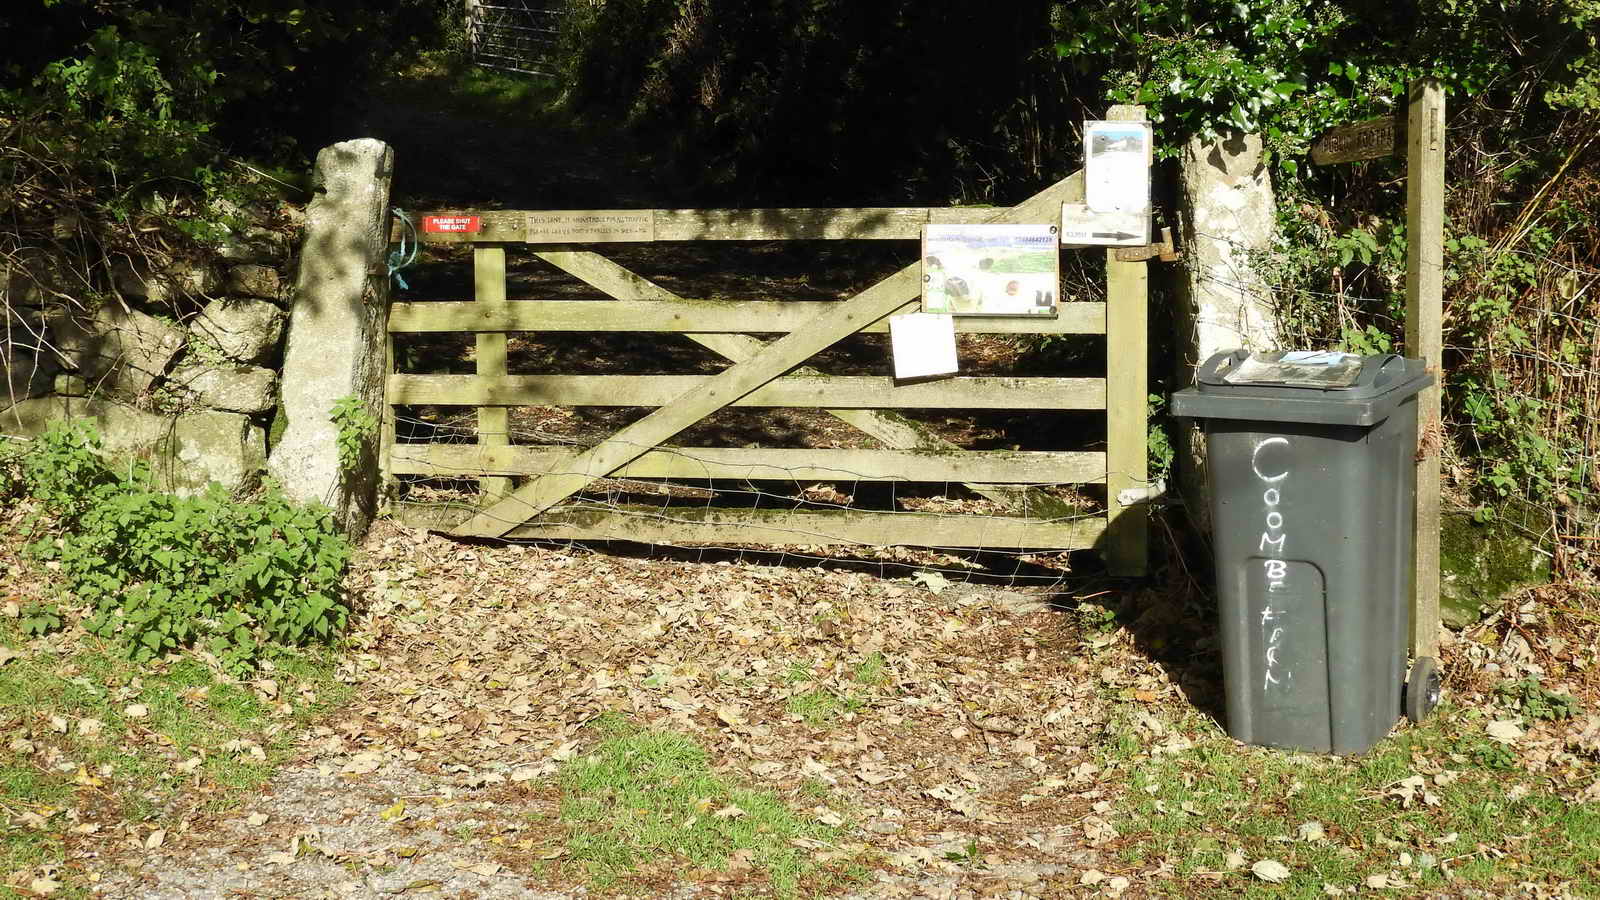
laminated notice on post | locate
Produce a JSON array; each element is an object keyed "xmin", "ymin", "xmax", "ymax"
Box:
[
  {"xmin": 1084, "ymin": 120, "xmax": 1153, "ymax": 214},
  {"xmin": 889, "ymin": 313, "xmax": 958, "ymax": 381}
]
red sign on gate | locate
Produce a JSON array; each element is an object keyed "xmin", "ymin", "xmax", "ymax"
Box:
[{"xmin": 422, "ymin": 215, "xmax": 482, "ymax": 234}]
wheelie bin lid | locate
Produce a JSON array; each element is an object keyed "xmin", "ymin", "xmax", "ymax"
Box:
[{"xmin": 1170, "ymin": 350, "xmax": 1434, "ymax": 427}]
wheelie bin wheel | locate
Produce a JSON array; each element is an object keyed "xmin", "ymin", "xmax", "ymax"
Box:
[{"xmin": 1405, "ymin": 657, "xmax": 1442, "ymax": 723}]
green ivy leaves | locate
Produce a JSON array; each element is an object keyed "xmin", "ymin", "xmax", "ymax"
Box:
[
  {"xmin": 1054, "ymin": 0, "xmax": 1344, "ymax": 152},
  {"xmin": 1052, "ymin": 0, "xmax": 1600, "ymax": 159}
]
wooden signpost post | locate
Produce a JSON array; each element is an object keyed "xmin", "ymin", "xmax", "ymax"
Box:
[{"xmin": 1311, "ymin": 78, "xmax": 1445, "ymax": 658}]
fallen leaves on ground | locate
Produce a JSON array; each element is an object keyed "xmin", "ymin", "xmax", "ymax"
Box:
[
  {"xmin": 75, "ymin": 520, "xmax": 1196, "ymax": 897},
  {"xmin": 1251, "ymin": 858, "xmax": 1291, "ymax": 882},
  {"xmin": 1486, "ymin": 718, "xmax": 1526, "ymax": 744}
]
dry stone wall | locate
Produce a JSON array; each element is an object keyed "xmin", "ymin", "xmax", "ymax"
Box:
[
  {"xmin": 2, "ymin": 138, "xmax": 396, "ymax": 539},
  {"xmin": 1, "ymin": 200, "xmax": 300, "ymax": 499}
]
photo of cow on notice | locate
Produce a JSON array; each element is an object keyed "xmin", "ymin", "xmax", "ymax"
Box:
[{"xmin": 920, "ymin": 224, "xmax": 1059, "ymax": 316}]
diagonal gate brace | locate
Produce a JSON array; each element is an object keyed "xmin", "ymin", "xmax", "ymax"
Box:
[
  {"xmin": 451, "ymin": 264, "xmax": 923, "ymax": 536},
  {"xmin": 533, "ymin": 250, "xmax": 1049, "ymax": 511}
]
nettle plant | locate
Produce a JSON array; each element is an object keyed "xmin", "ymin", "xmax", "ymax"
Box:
[
  {"xmin": 329, "ymin": 395, "xmax": 378, "ymax": 481},
  {"xmin": 21, "ymin": 422, "xmax": 350, "ymax": 674}
]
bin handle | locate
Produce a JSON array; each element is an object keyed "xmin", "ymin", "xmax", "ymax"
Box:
[
  {"xmin": 1195, "ymin": 349, "xmax": 1250, "ymax": 385},
  {"xmin": 1364, "ymin": 354, "xmax": 1407, "ymax": 390}
]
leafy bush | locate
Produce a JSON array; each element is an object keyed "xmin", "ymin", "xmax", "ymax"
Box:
[
  {"xmin": 0, "ymin": 0, "xmax": 454, "ymax": 168},
  {"xmin": 24, "ymin": 25, "xmax": 216, "ymax": 193},
  {"xmin": 1146, "ymin": 393, "xmax": 1176, "ymax": 484},
  {"xmin": 20, "ymin": 422, "xmax": 351, "ymax": 674},
  {"xmin": 18, "ymin": 421, "xmax": 120, "ymax": 518},
  {"xmin": 19, "ymin": 602, "xmax": 63, "ymax": 638},
  {"xmin": 0, "ymin": 0, "xmax": 454, "ymax": 294},
  {"xmin": 1054, "ymin": 0, "xmax": 1600, "ymax": 162}
]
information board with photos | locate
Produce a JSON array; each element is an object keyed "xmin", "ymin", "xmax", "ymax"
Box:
[{"xmin": 921, "ymin": 224, "xmax": 1059, "ymax": 316}]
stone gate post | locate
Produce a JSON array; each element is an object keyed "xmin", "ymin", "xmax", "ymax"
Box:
[{"xmin": 267, "ymin": 139, "xmax": 394, "ymax": 537}]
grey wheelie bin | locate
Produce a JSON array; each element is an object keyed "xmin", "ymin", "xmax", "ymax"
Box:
[{"xmin": 1171, "ymin": 350, "xmax": 1439, "ymax": 755}]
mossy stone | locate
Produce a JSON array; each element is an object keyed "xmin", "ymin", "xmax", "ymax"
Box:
[
  {"xmin": 268, "ymin": 401, "xmax": 288, "ymax": 451},
  {"xmin": 1439, "ymin": 508, "xmax": 1551, "ymax": 629}
]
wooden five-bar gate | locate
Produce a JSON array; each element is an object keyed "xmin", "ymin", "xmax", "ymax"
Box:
[{"xmin": 383, "ymin": 130, "xmax": 1153, "ymax": 575}]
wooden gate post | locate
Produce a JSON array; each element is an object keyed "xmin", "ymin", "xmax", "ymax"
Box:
[
  {"xmin": 1104, "ymin": 104, "xmax": 1151, "ymax": 576},
  {"xmin": 1405, "ymin": 78, "xmax": 1445, "ymax": 658}
]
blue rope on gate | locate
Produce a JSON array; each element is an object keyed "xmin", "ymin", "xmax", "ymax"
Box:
[{"xmin": 387, "ymin": 207, "xmax": 418, "ymax": 291}]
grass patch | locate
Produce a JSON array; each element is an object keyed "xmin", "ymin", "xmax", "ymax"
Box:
[
  {"xmin": 852, "ymin": 652, "xmax": 888, "ymax": 687},
  {"xmin": 782, "ymin": 661, "xmax": 812, "ymax": 685},
  {"xmin": 787, "ymin": 689, "xmax": 864, "ymax": 727},
  {"xmin": 0, "ymin": 616, "xmax": 350, "ymax": 892},
  {"xmin": 375, "ymin": 51, "xmax": 566, "ymax": 126},
  {"xmin": 1101, "ymin": 701, "xmax": 1600, "ymax": 896},
  {"xmin": 781, "ymin": 652, "xmax": 888, "ymax": 727},
  {"xmin": 557, "ymin": 714, "xmax": 862, "ymax": 896}
]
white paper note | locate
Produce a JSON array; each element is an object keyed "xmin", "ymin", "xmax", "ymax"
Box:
[{"xmin": 889, "ymin": 313, "xmax": 958, "ymax": 380}]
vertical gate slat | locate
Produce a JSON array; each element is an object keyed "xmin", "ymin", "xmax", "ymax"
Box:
[
  {"xmin": 475, "ymin": 247, "xmax": 512, "ymax": 503},
  {"xmin": 1103, "ymin": 104, "xmax": 1152, "ymax": 577}
]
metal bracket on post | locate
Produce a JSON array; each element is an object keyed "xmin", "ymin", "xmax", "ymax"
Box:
[
  {"xmin": 1116, "ymin": 478, "xmax": 1168, "ymax": 506},
  {"xmin": 1114, "ymin": 226, "xmax": 1180, "ymax": 263}
]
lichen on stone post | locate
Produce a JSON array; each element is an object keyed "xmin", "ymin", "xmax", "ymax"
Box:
[
  {"xmin": 1175, "ymin": 130, "xmax": 1282, "ymax": 529},
  {"xmin": 266, "ymin": 139, "xmax": 394, "ymax": 538}
]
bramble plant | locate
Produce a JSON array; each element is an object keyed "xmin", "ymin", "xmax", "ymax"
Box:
[{"xmin": 20, "ymin": 421, "xmax": 350, "ymax": 674}]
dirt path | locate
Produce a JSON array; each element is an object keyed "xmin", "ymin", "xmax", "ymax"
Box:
[
  {"xmin": 94, "ymin": 523, "xmax": 1194, "ymax": 898},
  {"xmin": 349, "ymin": 76, "xmax": 667, "ymax": 211},
  {"xmin": 84, "ymin": 80, "xmax": 1180, "ymax": 898}
]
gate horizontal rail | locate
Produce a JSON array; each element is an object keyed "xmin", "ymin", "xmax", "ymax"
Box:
[
  {"xmin": 391, "ymin": 201, "xmax": 1113, "ymax": 245},
  {"xmin": 389, "ymin": 445, "xmax": 1107, "ymax": 484},
  {"xmin": 388, "ymin": 374, "xmax": 1105, "ymax": 410},
  {"xmin": 388, "ymin": 299, "xmax": 1107, "ymax": 335},
  {"xmin": 393, "ymin": 502, "xmax": 1107, "ymax": 550}
]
